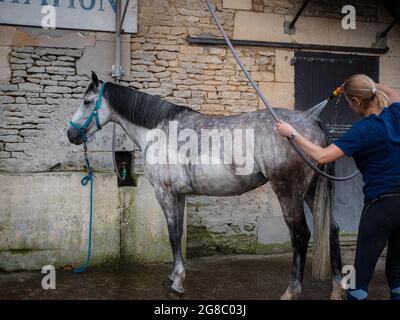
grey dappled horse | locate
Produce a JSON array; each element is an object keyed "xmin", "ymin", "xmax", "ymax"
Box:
[{"xmin": 67, "ymin": 72, "xmax": 343, "ymax": 300}]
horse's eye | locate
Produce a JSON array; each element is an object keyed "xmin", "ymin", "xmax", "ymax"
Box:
[{"xmin": 83, "ymin": 100, "xmax": 90, "ymax": 106}]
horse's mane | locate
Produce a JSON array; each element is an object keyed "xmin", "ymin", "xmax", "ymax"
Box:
[{"xmin": 87, "ymin": 82, "xmax": 196, "ymax": 129}]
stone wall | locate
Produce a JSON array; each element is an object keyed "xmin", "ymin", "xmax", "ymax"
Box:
[
  {"xmin": 0, "ymin": 43, "xmax": 134, "ymax": 172},
  {"xmin": 0, "ymin": 46, "xmax": 85, "ymax": 171},
  {"xmin": 0, "ymin": 0, "xmax": 399, "ymax": 259},
  {"xmin": 187, "ymin": 184, "xmax": 289, "ymax": 257},
  {"xmin": 130, "ymin": 0, "xmax": 270, "ymax": 115},
  {"xmin": 126, "ymin": 0, "xmax": 289, "ymax": 256},
  {"xmin": 130, "ymin": 0, "xmax": 399, "ymax": 256}
]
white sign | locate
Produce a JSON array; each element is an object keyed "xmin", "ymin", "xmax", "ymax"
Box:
[{"xmin": 0, "ymin": 0, "xmax": 137, "ymax": 33}]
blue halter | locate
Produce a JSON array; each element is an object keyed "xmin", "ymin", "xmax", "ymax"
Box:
[{"xmin": 69, "ymin": 82, "xmax": 105, "ymax": 143}]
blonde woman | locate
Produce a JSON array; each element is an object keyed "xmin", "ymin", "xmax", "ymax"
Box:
[{"xmin": 276, "ymin": 74, "xmax": 400, "ymax": 300}]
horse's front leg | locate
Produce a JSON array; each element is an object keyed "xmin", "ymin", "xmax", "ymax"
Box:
[
  {"xmin": 154, "ymin": 189, "xmax": 186, "ymax": 295},
  {"xmin": 279, "ymin": 199, "xmax": 311, "ymax": 300}
]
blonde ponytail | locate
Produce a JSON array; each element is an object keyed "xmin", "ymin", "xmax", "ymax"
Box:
[
  {"xmin": 374, "ymin": 89, "xmax": 391, "ymax": 110},
  {"xmin": 343, "ymin": 74, "xmax": 390, "ymax": 111}
]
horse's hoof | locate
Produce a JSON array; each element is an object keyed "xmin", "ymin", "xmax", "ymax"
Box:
[
  {"xmin": 162, "ymin": 279, "xmax": 173, "ymax": 291},
  {"xmin": 330, "ymin": 287, "xmax": 344, "ymax": 300},
  {"xmin": 170, "ymin": 283, "xmax": 184, "ymax": 296},
  {"xmin": 280, "ymin": 288, "xmax": 302, "ymax": 300},
  {"xmin": 330, "ymin": 280, "xmax": 345, "ymax": 300},
  {"xmin": 162, "ymin": 279, "xmax": 184, "ymax": 298},
  {"xmin": 166, "ymin": 285, "xmax": 184, "ymax": 299},
  {"xmin": 166, "ymin": 291, "xmax": 184, "ymax": 300},
  {"xmin": 330, "ymin": 292, "xmax": 343, "ymax": 300}
]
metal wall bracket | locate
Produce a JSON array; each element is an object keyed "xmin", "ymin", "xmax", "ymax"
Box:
[
  {"xmin": 287, "ymin": 0, "xmax": 310, "ymax": 31},
  {"xmin": 283, "ymin": 21, "xmax": 296, "ymax": 35},
  {"xmin": 186, "ymin": 36, "xmax": 390, "ymax": 54},
  {"xmin": 378, "ymin": 20, "xmax": 397, "ymax": 39},
  {"xmin": 112, "ymin": 65, "xmax": 125, "ymax": 79},
  {"xmin": 374, "ymin": 32, "xmax": 388, "ymax": 49}
]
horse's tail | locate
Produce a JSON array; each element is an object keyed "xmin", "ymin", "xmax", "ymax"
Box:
[{"xmin": 311, "ymin": 120, "xmax": 335, "ymax": 280}]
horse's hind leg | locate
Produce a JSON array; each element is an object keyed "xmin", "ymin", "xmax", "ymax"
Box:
[
  {"xmin": 154, "ymin": 189, "xmax": 186, "ymax": 295},
  {"xmin": 275, "ymin": 194, "xmax": 311, "ymax": 300}
]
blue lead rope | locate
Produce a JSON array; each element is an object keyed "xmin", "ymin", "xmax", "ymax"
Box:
[
  {"xmin": 70, "ymin": 83, "xmax": 105, "ymax": 273},
  {"xmin": 73, "ymin": 143, "xmax": 94, "ymax": 273}
]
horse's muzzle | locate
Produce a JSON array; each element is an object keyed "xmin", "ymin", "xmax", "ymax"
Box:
[{"xmin": 67, "ymin": 126, "xmax": 84, "ymax": 145}]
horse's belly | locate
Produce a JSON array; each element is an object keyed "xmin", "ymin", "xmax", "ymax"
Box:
[{"xmin": 188, "ymin": 164, "xmax": 267, "ymax": 196}]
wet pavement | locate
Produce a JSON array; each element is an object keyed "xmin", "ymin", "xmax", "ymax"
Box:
[{"xmin": 0, "ymin": 248, "xmax": 390, "ymax": 300}]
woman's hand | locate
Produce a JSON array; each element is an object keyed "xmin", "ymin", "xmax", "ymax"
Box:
[
  {"xmin": 275, "ymin": 120, "xmax": 295, "ymax": 138},
  {"xmin": 275, "ymin": 119, "xmax": 346, "ymax": 164}
]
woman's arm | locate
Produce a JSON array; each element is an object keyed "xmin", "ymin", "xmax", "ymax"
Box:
[
  {"xmin": 276, "ymin": 121, "xmax": 346, "ymax": 164},
  {"xmin": 375, "ymin": 83, "xmax": 400, "ymax": 104}
]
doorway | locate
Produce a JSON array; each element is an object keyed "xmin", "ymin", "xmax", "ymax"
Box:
[{"xmin": 294, "ymin": 51, "xmax": 379, "ymax": 235}]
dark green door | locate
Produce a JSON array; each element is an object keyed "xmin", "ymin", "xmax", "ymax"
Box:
[{"xmin": 294, "ymin": 51, "xmax": 379, "ymax": 236}]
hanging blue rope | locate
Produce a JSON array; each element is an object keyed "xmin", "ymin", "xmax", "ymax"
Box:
[
  {"xmin": 70, "ymin": 83, "xmax": 105, "ymax": 273},
  {"xmin": 74, "ymin": 143, "xmax": 94, "ymax": 273}
]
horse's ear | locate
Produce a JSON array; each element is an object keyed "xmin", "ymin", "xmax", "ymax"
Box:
[{"xmin": 91, "ymin": 71, "xmax": 99, "ymax": 87}]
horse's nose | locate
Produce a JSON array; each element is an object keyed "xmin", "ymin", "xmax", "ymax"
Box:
[
  {"xmin": 67, "ymin": 127, "xmax": 81, "ymax": 144},
  {"xmin": 67, "ymin": 127, "xmax": 73, "ymax": 141}
]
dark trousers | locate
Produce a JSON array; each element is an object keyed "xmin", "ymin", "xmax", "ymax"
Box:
[{"xmin": 349, "ymin": 192, "xmax": 400, "ymax": 299}]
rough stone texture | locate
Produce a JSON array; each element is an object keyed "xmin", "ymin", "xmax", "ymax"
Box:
[
  {"xmin": 223, "ymin": 0, "xmax": 252, "ymax": 10},
  {"xmin": 186, "ymin": 183, "xmax": 285, "ymax": 256},
  {"xmin": 259, "ymin": 81, "xmax": 294, "ymax": 109},
  {"xmin": 0, "ymin": 0, "xmax": 398, "ymax": 260},
  {"xmin": 120, "ymin": 175, "xmax": 186, "ymax": 264},
  {"xmin": 275, "ymin": 49, "xmax": 293, "ymax": 83},
  {"xmin": 0, "ymin": 46, "xmax": 11, "ymax": 81},
  {"xmin": 77, "ymin": 40, "xmax": 131, "ymax": 81},
  {"xmin": 130, "ymin": 0, "xmax": 274, "ymax": 115},
  {"xmin": 128, "ymin": 0, "xmax": 286, "ymax": 256},
  {"xmin": 5, "ymin": 27, "xmax": 96, "ymax": 48},
  {"xmin": 0, "ymin": 172, "xmax": 120, "ymax": 271},
  {"xmin": 0, "ymin": 46, "xmax": 134, "ymax": 173}
]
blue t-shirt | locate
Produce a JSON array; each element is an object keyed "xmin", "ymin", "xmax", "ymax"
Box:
[{"xmin": 334, "ymin": 102, "xmax": 400, "ymax": 201}]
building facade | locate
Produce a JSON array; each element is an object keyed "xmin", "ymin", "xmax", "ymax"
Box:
[{"xmin": 0, "ymin": 1, "xmax": 399, "ymax": 268}]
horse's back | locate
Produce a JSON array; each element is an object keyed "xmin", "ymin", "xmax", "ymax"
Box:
[{"xmin": 151, "ymin": 108, "xmax": 326, "ymax": 195}]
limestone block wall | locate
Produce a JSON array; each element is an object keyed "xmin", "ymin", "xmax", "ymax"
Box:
[
  {"xmin": 0, "ymin": 27, "xmax": 134, "ymax": 173},
  {"xmin": 130, "ymin": 0, "xmax": 275, "ymax": 114},
  {"xmin": 127, "ymin": 0, "xmax": 289, "ymax": 255},
  {"xmin": 119, "ymin": 175, "xmax": 186, "ymax": 264},
  {"xmin": 0, "ymin": 0, "xmax": 399, "ymax": 258},
  {"xmin": 130, "ymin": 0, "xmax": 399, "ymax": 256}
]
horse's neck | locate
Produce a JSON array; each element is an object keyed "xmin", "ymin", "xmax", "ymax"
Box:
[{"xmin": 111, "ymin": 113, "xmax": 148, "ymax": 151}]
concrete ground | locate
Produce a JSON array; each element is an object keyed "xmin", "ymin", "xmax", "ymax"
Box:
[{"xmin": 0, "ymin": 248, "xmax": 390, "ymax": 300}]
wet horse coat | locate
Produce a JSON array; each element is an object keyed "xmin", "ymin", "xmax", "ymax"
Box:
[{"xmin": 67, "ymin": 73, "xmax": 343, "ymax": 300}]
